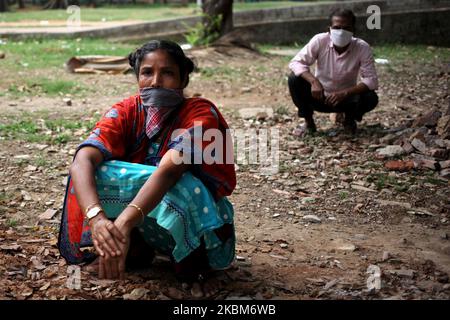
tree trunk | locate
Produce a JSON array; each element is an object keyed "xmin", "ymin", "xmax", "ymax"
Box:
[
  {"xmin": 18, "ymin": 0, "xmax": 25, "ymax": 9},
  {"xmin": 0, "ymin": 0, "xmax": 9, "ymax": 12},
  {"xmin": 202, "ymin": 0, "xmax": 233, "ymax": 38}
]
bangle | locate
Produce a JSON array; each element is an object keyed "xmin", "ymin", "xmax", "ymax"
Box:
[
  {"xmin": 127, "ymin": 203, "xmax": 145, "ymax": 225},
  {"xmin": 85, "ymin": 202, "xmax": 100, "ymax": 215}
]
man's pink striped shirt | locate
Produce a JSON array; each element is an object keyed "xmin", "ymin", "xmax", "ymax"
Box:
[{"xmin": 289, "ymin": 32, "xmax": 378, "ymax": 95}]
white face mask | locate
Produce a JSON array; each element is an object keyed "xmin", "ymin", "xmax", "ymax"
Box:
[{"xmin": 329, "ymin": 28, "xmax": 353, "ymax": 47}]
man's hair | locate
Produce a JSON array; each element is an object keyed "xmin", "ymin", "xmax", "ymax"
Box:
[{"xmin": 329, "ymin": 8, "xmax": 356, "ymax": 27}]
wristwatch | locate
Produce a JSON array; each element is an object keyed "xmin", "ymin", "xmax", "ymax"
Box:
[{"xmin": 86, "ymin": 206, "xmax": 103, "ymax": 221}]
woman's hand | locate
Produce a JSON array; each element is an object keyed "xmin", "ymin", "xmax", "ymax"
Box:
[
  {"xmin": 90, "ymin": 215, "xmax": 127, "ymax": 258},
  {"xmin": 97, "ymin": 211, "xmax": 135, "ymax": 280},
  {"xmin": 99, "ymin": 228, "xmax": 130, "ymax": 280}
]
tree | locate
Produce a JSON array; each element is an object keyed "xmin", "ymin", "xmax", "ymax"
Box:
[
  {"xmin": 201, "ymin": 0, "xmax": 233, "ymax": 40},
  {"xmin": 0, "ymin": 0, "xmax": 8, "ymax": 12}
]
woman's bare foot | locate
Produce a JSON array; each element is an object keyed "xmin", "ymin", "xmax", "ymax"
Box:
[
  {"xmin": 82, "ymin": 257, "xmax": 100, "ymax": 274},
  {"xmin": 184, "ymin": 274, "xmax": 222, "ymax": 298}
]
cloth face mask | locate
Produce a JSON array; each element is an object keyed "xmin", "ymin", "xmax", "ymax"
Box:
[
  {"xmin": 139, "ymin": 87, "xmax": 185, "ymax": 140},
  {"xmin": 329, "ymin": 28, "xmax": 353, "ymax": 47}
]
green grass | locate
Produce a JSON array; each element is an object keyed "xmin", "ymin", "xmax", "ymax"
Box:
[
  {"xmin": 366, "ymin": 173, "xmax": 409, "ymax": 192},
  {"xmin": 34, "ymin": 155, "xmax": 49, "ymax": 167},
  {"xmin": 338, "ymin": 191, "xmax": 349, "ymax": 200},
  {"xmin": 200, "ymin": 65, "xmax": 245, "ymax": 80},
  {"xmin": 0, "ymin": 38, "xmax": 136, "ymax": 70},
  {"xmin": 373, "ymin": 44, "xmax": 450, "ymax": 63},
  {"xmin": 258, "ymin": 43, "xmax": 450, "ymax": 64},
  {"xmin": 0, "ymin": 2, "xmax": 325, "ymax": 23},
  {"xmin": 0, "ymin": 114, "xmax": 98, "ymax": 144},
  {"xmin": 6, "ymin": 218, "xmax": 18, "ymax": 228}
]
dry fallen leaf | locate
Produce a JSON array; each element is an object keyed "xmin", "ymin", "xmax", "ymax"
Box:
[
  {"xmin": 0, "ymin": 244, "xmax": 22, "ymax": 251},
  {"xmin": 39, "ymin": 209, "xmax": 58, "ymax": 220},
  {"xmin": 123, "ymin": 288, "xmax": 149, "ymax": 300},
  {"xmin": 39, "ymin": 282, "xmax": 51, "ymax": 291}
]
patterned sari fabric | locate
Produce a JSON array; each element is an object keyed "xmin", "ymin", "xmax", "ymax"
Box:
[
  {"xmin": 57, "ymin": 96, "xmax": 236, "ymax": 269},
  {"xmin": 59, "ymin": 161, "xmax": 235, "ymax": 269}
]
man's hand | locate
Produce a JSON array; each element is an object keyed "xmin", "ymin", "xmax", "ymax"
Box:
[
  {"xmin": 311, "ymin": 80, "xmax": 324, "ymax": 101},
  {"xmin": 325, "ymin": 90, "xmax": 349, "ymax": 108}
]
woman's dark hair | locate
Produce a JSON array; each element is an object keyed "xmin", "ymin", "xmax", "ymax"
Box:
[
  {"xmin": 128, "ymin": 40, "xmax": 195, "ymax": 87},
  {"xmin": 329, "ymin": 8, "xmax": 356, "ymax": 27}
]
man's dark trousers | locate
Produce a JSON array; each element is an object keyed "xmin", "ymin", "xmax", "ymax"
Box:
[{"xmin": 288, "ymin": 73, "xmax": 378, "ymax": 121}]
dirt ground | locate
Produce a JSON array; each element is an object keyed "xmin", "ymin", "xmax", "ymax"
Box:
[{"xmin": 0, "ymin": 45, "xmax": 449, "ymax": 300}]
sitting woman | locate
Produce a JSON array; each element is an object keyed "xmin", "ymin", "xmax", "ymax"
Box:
[{"xmin": 57, "ymin": 40, "xmax": 236, "ymax": 298}]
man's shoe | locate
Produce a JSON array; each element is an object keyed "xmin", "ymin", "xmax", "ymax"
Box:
[
  {"xmin": 343, "ymin": 117, "xmax": 357, "ymax": 135},
  {"xmin": 292, "ymin": 117, "xmax": 317, "ymax": 137}
]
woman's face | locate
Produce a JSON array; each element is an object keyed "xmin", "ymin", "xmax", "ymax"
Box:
[{"xmin": 138, "ymin": 49, "xmax": 183, "ymax": 89}]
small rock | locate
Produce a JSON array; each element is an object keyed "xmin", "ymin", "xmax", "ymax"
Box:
[
  {"xmin": 413, "ymin": 159, "xmax": 439, "ymax": 171},
  {"xmin": 269, "ymin": 254, "xmax": 288, "ymax": 260},
  {"xmin": 408, "ymin": 209, "xmax": 434, "ymax": 216},
  {"xmin": 411, "ymin": 138, "xmax": 428, "ymax": 154},
  {"xmin": 428, "ymin": 148, "xmax": 449, "ymax": 160},
  {"xmin": 439, "ymin": 160, "xmax": 450, "ymax": 169},
  {"xmin": 21, "ymin": 190, "xmax": 32, "ymax": 201},
  {"xmin": 302, "ymin": 215, "xmax": 321, "ymax": 223},
  {"xmin": 376, "ymin": 145, "xmax": 405, "ymax": 158},
  {"xmin": 279, "ymin": 243, "xmax": 288, "ymax": 249},
  {"xmin": 401, "ymin": 140, "xmax": 415, "ymax": 154},
  {"xmin": 25, "ymin": 165, "xmax": 37, "ymax": 172},
  {"xmin": 380, "ymin": 133, "xmax": 398, "ymax": 145},
  {"xmin": 437, "ymin": 115, "xmax": 450, "ymax": 139},
  {"xmin": 440, "ymin": 232, "xmax": 448, "ymax": 240},
  {"xmin": 384, "ymin": 160, "xmax": 415, "ymax": 172},
  {"xmin": 389, "ymin": 269, "xmax": 415, "ymax": 279},
  {"xmin": 440, "ymin": 168, "xmax": 450, "ymax": 179},
  {"xmin": 375, "ymin": 200, "xmax": 412, "ymax": 209},
  {"xmin": 337, "ymin": 244, "xmax": 357, "ymax": 252},
  {"xmin": 39, "ymin": 209, "xmax": 58, "ymax": 220},
  {"xmin": 272, "ymin": 213, "xmax": 280, "ymax": 218},
  {"xmin": 236, "ymin": 255, "xmax": 246, "ymax": 261},
  {"xmin": 412, "ymin": 110, "xmax": 442, "ymax": 128},
  {"xmin": 35, "ymin": 144, "xmax": 49, "ymax": 151},
  {"xmin": 62, "ymin": 98, "xmax": 72, "ymax": 106},
  {"xmin": 14, "ymin": 155, "xmax": 31, "ymax": 160},
  {"xmin": 239, "ymin": 107, "xmax": 273, "ymax": 120},
  {"xmin": 382, "ymin": 251, "xmax": 390, "ymax": 261},
  {"xmin": 354, "ymin": 234, "xmax": 367, "ymax": 240},
  {"xmin": 0, "ymin": 51, "xmax": 5, "ymax": 59},
  {"xmin": 351, "ymin": 185, "xmax": 377, "ymax": 193}
]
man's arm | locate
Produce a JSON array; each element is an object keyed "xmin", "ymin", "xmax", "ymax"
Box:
[
  {"xmin": 289, "ymin": 35, "xmax": 324, "ymax": 101},
  {"xmin": 326, "ymin": 44, "xmax": 378, "ymax": 107},
  {"xmin": 301, "ymin": 71, "xmax": 325, "ymax": 101}
]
